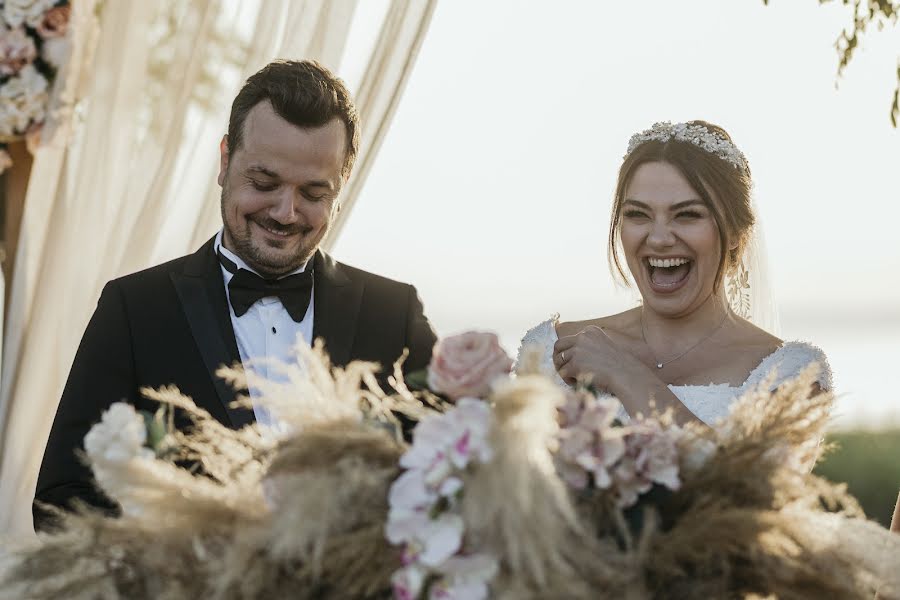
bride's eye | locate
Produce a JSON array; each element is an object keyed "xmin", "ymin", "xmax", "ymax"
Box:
[
  {"xmin": 623, "ymin": 210, "xmax": 648, "ymax": 219},
  {"xmin": 677, "ymin": 210, "xmax": 703, "ymax": 219}
]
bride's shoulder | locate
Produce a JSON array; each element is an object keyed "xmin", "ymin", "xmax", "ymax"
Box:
[
  {"xmin": 733, "ymin": 316, "xmax": 783, "ymax": 348},
  {"xmin": 515, "ymin": 310, "xmax": 635, "ymax": 369},
  {"xmin": 745, "ymin": 337, "xmax": 833, "ymax": 392},
  {"xmin": 555, "ymin": 308, "xmax": 640, "ymax": 339},
  {"xmin": 730, "ymin": 317, "xmax": 832, "ymax": 389}
]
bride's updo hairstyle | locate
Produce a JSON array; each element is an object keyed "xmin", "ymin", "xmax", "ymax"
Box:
[{"xmin": 608, "ymin": 120, "xmax": 754, "ymax": 291}]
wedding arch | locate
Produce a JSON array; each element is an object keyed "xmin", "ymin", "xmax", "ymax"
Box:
[{"xmin": 0, "ymin": 0, "xmax": 436, "ymax": 538}]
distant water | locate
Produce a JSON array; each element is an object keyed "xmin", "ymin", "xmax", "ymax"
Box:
[
  {"xmin": 491, "ymin": 317, "xmax": 899, "ymax": 432},
  {"xmin": 779, "ymin": 321, "xmax": 900, "ymax": 431}
]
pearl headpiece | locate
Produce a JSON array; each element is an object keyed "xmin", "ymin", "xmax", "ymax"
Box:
[{"xmin": 625, "ymin": 121, "xmax": 748, "ymax": 171}]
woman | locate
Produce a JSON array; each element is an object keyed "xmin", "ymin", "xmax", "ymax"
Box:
[{"xmin": 517, "ymin": 121, "xmax": 830, "ymax": 425}]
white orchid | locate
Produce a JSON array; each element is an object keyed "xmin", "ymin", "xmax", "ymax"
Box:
[
  {"xmin": 386, "ymin": 510, "xmax": 465, "ymax": 567},
  {"xmin": 391, "ymin": 565, "xmax": 427, "ymax": 600},
  {"xmin": 401, "ymin": 398, "xmax": 493, "ymax": 484},
  {"xmin": 429, "ymin": 580, "xmax": 488, "ymax": 600},
  {"xmin": 435, "ymin": 554, "xmax": 499, "ymax": 599},
  {"xmin": 389, "ymin": 469, "xmax": 436, "ymax": 512},
  {"xmin": 416, "ymin": 513, "xmax": 465, "ymax": 567},
  {"xmin": 386, "ymin": 398, "xmax": 497, "ymax": 599}
]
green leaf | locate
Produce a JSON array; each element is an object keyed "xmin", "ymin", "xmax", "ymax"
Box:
[
  {"xmin": 405, "ymin": 369, "xmax": 430, "ymax": 391},
  {"xmin": 145, "ymin": 405, "xmax": 170, "ymax": 452}
]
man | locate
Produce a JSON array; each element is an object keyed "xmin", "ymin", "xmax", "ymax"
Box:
[{"xmin": 34, "ymin": 60, "xmax": 437, "ymax": 530}]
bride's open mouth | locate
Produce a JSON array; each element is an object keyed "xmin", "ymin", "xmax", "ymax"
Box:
[{"xmin": 645, "ymin": 257, "xmax": 693, "ymax": 292}]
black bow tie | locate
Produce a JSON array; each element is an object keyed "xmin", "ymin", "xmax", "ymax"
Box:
[{"xmin": 218, "ymin": 249, "xmax": 313, "ymax": 322}]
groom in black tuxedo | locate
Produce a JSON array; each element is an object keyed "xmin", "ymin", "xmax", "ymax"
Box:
[{"xmin": 34, "ymin": 60, "xmax": 437, "ymax": 531}]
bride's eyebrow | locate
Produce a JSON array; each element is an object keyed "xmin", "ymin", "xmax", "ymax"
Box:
[
  {"xmin": 670, "ymin": 200, "xmax": 705, "ymax": 210},
  {"xmin": 622, "ymin": 199, "xmax": 706, "ymax": 210},
  {"xmin": 622, "ymin": 199, "xmax": 651, "ymax": 209}
]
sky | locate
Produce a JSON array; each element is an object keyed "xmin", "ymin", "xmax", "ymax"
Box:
[{"xmin": 332, "ymin": 1, "xmax": 900, "ymax": 429}]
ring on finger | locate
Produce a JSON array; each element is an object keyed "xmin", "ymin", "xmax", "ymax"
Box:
[{"xmin": 560, "ymin": 350, "xmax": 566, "ymax": 363}]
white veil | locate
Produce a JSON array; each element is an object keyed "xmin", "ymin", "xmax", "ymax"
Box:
[{"xmin": 726, "ymin": 199, "xmax": 781, "ymax": 336}]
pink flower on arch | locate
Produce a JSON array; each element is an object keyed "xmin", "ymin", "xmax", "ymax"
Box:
[{"xmin": 36, "ymin": 5, "xmax": 71, "ymax": 39}]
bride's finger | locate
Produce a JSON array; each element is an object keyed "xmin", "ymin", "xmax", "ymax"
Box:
[
  {"xmin": 553, "ymin": 337, "xmax": 577, "ymax": 356},
  {"xmin": 553, "ymin": 348, "xmax": 569, "ymax": 368}
]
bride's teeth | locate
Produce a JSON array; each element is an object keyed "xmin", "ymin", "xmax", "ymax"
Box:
[{"xmin": 648, "ymin": 257, "xmax": 690, "ymax": 268}]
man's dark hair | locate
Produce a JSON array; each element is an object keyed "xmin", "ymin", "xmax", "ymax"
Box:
[{"xmin": 227, "ymin": 60, "xmax": 360, "ymax": 178}]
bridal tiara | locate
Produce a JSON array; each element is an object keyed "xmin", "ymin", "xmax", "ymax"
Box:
[{"xmin": 625, "ymin": 121, "xmax": 749, "ymax": 171}]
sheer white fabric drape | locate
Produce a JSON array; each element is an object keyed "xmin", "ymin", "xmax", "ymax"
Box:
[
  {"xmin": 322, "ymin": 0, "xmax": 437, "ymax": 248},
  {"xmin": 0, "ymin": 0, "xmax": 435, "ymax": 537}
]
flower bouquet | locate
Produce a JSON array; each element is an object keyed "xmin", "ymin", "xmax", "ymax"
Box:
[
  {"xmin": 0, "ymin": 0, "xmax": 71, "ymax": 173},
  {"xmin": 4, "ymin": 332, "xmax": 900, "ymax": 599}
]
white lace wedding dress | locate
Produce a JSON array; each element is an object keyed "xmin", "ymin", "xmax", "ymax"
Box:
[{"xmin": 516, "ymin": 318, "xmax": 833, "ymax": 426}]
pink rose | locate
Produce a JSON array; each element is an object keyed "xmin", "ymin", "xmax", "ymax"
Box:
[
  {"xmin": 36, "ymin": 5, "xmax": 70, "ymax": 39},
  {"xmin": 427, "ymin": 332, "xmax": 513, "ymax": 400},
  {"xmin": 0, "ymin": 25, "xmax": 37, "ymax": 76}
]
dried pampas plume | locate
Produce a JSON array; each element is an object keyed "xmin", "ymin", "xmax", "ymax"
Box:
[
  {"xmin": 3, "ymin": 343, "xmax": 409, "ymax": 600},
  {"xmin": 4, "ymin": 349, "xmax": 900, "ymax": 600}
]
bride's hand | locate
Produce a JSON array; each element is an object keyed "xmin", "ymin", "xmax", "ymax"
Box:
[
  {"xmin": 553, "ymin": 325, "xmax": 645, "ymax": 391},
  {"xmin": 554, "ymin": 325, "xmax": 700, "ymax": 424}
]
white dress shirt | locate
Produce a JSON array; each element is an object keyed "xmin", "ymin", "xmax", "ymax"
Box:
[{"xmin": 214, "ymin": 230, "xmax": 313, "ymax": 433}]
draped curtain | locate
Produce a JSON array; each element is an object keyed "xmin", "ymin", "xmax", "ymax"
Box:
[{"xmin": 0, "ymin": 0, "xmax": 435, "ymax": 537}]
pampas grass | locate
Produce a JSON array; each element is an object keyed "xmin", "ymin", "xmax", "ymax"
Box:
[
  {"xmin": 4, "ymin": 349, "xmax": 900, "ymax": 599},
  {"xmin": 462, "ymin": 375, "xmax": 635, "ymax": 599},
  {"xmin": 639, "ymin": 366, "xmax": 894, "ymax": 600}
]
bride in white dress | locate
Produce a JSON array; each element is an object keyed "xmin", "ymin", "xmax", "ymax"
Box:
[{"xmin": 517, "ymin": 121, "xmax": 831, "ymax": 426}]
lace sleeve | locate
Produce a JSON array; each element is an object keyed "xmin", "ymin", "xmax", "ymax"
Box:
[
  {"xmin": 743, "ymin": 341, "xmax": 833, "ymax": 392},
  {"xmin": 514, "ymin": 317, "xmax": 569, "ymax": 389}
]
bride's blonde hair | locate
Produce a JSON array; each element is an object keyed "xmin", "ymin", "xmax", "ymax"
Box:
[{"xmin": 608, "ymin": 120, "xmax": 754, "ymax": 291}]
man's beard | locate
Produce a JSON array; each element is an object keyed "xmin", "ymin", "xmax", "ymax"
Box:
[{"xmin": 220, "ymin": 188, "xmax": 320, "ymax": 278}]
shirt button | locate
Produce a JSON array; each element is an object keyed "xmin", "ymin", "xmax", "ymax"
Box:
[{"xmin": 271, "ymin": 326, "xmax": 277, "ymax": 334}]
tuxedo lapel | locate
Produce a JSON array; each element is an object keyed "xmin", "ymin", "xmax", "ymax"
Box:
[
  {"xmin": 170, "ymin": 237, "xmax": 252, "ymax": 429},
  {"xmin": 312, "ymin": 250, "xmax": 364, "ymax": 367}
]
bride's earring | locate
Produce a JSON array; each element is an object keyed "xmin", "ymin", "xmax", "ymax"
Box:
[{"xmin": 727, "ymin": 256, "xmax": 751, "ymax": 319}]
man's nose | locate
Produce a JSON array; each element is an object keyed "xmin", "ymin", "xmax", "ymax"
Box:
[{"xmin": 269, "ymin": 192, "xmax": 299, "ymax": 224}]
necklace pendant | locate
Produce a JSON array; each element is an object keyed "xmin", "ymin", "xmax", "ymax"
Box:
[{"xmin": 657, "ymin": 363, "xmax": 664, "ymax": 369}]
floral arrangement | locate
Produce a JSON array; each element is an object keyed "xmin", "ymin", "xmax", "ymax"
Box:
[
  {"xmin": 386, "ymin": 398, "xmax": 498, "ymax": 599},
  {"xmin": 0, "ymin": 0, "xmax": 70, "ymax": 173},
  {"xmin": 4, "ymin": 333, "xmax": 900, "ymax": 599}
]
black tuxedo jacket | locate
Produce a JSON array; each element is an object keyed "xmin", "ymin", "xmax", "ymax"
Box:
[{"xmin": 34, "ymin": 237, "xmax": 436, "ymax": 530}]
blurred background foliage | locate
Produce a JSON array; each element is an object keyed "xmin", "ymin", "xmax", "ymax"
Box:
[
  {"xmin": 764, "ymin": 0, "xmax": 899, "ymax": 125},
  {"xmin": 815, "ymin": 429, "xmax": 900, "ymax": 526}
]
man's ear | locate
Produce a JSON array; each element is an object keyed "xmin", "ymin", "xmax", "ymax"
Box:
[{"xmin": 217, "ymin": 135, "xmax": 229, "ymax": 186}]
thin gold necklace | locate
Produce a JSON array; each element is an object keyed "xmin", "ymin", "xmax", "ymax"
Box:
[{"xmin": 640, "ymin": 311, "xmax": 729, "ymax": 370}]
